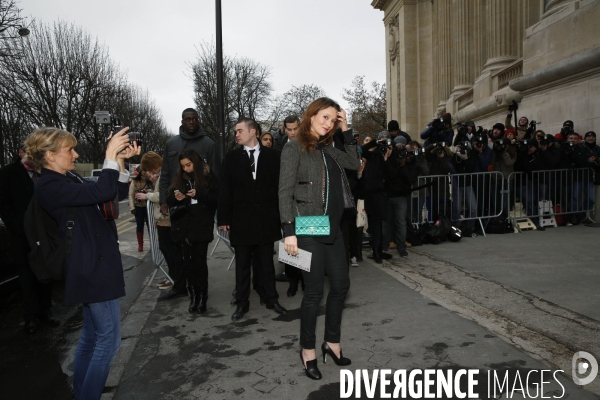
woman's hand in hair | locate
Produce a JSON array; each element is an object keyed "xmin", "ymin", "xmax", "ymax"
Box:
[{"xmin": 337, "ymin": 109, "xmax": 348, "ymax": 131}]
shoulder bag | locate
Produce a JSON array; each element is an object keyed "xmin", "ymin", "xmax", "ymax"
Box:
[{"xmin": 295, "ymin": 150, "xmax": 331, "ymax": 237}]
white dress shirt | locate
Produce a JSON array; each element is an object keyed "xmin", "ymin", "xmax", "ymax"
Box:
[{"xmin": 243, "ymin": 143, "xmax": 260, "ymax": 180}]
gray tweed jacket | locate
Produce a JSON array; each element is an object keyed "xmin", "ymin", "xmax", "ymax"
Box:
[{"xmin": 278, "ymin": 136, "xmax": 361, "ymax": 228}]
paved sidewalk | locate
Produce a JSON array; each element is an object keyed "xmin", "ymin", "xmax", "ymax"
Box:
[
  {"xmin": 111, "ymin": 237, "xmax": 598, "ymax": 400},
  {"xmin": 414, "ymin": 224, "xmax": 600, "ymax": 320}
]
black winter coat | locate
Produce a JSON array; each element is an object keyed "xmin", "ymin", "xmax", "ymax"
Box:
[
  {"xmin": 384, "ymin": 157, "xmax": 419, "ymax": 197},
  {"xmin": 0, "ymin": 161, "xmax": 34, "ymax": 258},
  {"xmin": 168, "ymin": 171, "xmax": 219, "ymax": 243},
  {"xmin": 360, "ymin": 140, "xmax": 388, "ymax": 220},
  {"xmin": 36, "ymin": 168, "xmax": 128, "ymax": 305},
  {"xmin": 218, "ymin": 145, "xmax": 282, "ymax": 246}
]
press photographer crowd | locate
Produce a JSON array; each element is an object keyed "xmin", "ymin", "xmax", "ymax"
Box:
[{"xmin": 0, "ymin": 97, "xmax": 598, "ymax": 396}]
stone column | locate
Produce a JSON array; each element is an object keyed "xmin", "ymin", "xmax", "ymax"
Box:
[
  {"xmin": 483, "ymin": 0, "xmax": 521, "ymax": 71},
  {"xmin": 451, "ymin": 0, "xmax": 474, "ymax": 96},
  {"xmin": 435, "ymin": 0, "xmax": 452, "ymax": 107}
]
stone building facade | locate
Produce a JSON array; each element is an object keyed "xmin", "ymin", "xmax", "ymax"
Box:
[{"xmin": 371, "ymin": 0, "xmax": 600, "ymax": 138}]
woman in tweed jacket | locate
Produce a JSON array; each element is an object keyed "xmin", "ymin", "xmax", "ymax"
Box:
[{"xmin": 279, "ymin": 97, "xmax": 360, "ymax": 380}]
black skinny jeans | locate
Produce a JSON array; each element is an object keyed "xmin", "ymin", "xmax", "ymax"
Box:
[
  {"xmin": 156, "ymin": 226, "xmax": 186, "ymax": 293},
  {"xmin": 134, "ymin": 206, "xmax": 148, "ymax": 233},
  {"xmin": 298, "ymin": 233, "xmax": 350, "ymax": 349},
  {"xmin": 180, "ymin": 241, "xmax": 209, "ymax": 289}
]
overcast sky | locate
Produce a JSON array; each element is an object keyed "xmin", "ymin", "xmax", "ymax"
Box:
[{"xmin": 18, "ymin": 0, "xmax": 386, "ymax": 134}]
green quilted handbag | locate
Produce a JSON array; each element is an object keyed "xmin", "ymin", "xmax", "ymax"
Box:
[{"xmin": 295, "ymin": 150, "xmax": 331, "ymax": 237}]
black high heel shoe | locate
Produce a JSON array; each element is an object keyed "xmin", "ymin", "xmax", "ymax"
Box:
[
  {"xmin": 321, "ymin": 342, "xmax": 351, "ymax": 366},
  {"xmin": 300, "ymin": 349, "xmax": 322, "ymax": 380}
]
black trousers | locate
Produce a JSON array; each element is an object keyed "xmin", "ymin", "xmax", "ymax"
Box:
[
  {"xmin": 13, "ymin": 235, "xmax": 52, "ymax": 321},
  {"xmin": 156, "ymin": 226, "xmax": 186, "ymax": 293},
  {"xmin": 235, "ymin": 244, "xmax": 279, "ymax": 307},
  {"xmin": 251, "ymin": 251, "xmax": 263, "ymax": 293},
  {"xmin": 134, "ymin": 206, "xmax": 148, "ymax": 233},
  {"xmin": 298, "ymin": 234, "xmax": 350, "ymax": 349},
  {"xmin": 180, "ymin": 241, "xmax": 209, "ymax": 289},
  {"xmin": 368, "ymin": 217, "xmax": 383, "ymax": 251},
  {"xmin": 18, "ymin": 261, "xmax": 52, "ymax": 321},
  {"xmin": 285, "ymin": 263, "xmax": 301, "ymax": 287}
]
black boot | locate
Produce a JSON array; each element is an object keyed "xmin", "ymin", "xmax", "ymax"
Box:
[
  {"xmin": 198, "ymin": 287, "xmax": 208, "ymax": 314},
  {"xmin": 372, "ymin": 248, "xmax": 382, "ymax": 264},
  {"xmin": 379, "ymin": 246, "xmax": 392, "ymax": 260},
  {"xmin": 188, "ymin": 286, "xmax": 201, "ymax": 313}
]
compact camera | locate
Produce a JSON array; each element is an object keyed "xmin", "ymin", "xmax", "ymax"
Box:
[{"xmin": 94, "ymin": 111, "xmax": 143, "ymax": 146}]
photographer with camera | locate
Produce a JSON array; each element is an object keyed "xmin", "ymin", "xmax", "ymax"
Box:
[
  {"xmin": 384, "ymin": 137, "xmax": 418, "ymax": 257},
  {"xmin": 424, "ymin": 141, "xmax": 453, "ymax": 222},
  {"xmin": 514, "ymin": 138, "xmax": 552, "ymax": 230},
  {"xmin": 453, "ymin": 121, "xmax": 476, "ymax": 146},
  {"xmin": 487, "ymin": 123, "xmax": 505, "ymax": 149},
  {"xmin": 558, "ymin": 131, "xmax": 584, "ymax": 225},
  {"xmin": 406, "ymin": 141, "xmax": 429, "ymax": 223},
  {"xmin": 573, "ymin": 131, "xmax": 600, "ymax": 224},
  {"xmin": 491, "ymin": 137, "xmax": 517, "ymax": 218},
  {"xmin": 360, "ymin": 131, "xmax": 393, "ymax": 263},
  {"xmin": 450, "ymin": 139, "xmax": 478, "ymax": 235},
  {"xmin": 420, "ymin": 113, "xmax": 454, "ymax": 147},
  {"xmin": 470, "ymin": 135, "xmax": 494, "ymax": 224},
  {"xmin": 505, "ymin": 113, "xmax": 529, "ymax": 139},
  {"xmin": 555, "ymin": 120, "xmax": 578, "ymax": 142},
  {"xmin": 24, "ymin": 127, "xmax": 139, "ymax": 399},
  {"xmin": 388, "ymin": 120, "xmax": 412, "ymax": 143}
]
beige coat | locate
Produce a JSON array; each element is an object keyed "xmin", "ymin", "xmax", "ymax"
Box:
[{"xmin": 146, "ymin": 175, "xmax": 170, "ymax": 227}]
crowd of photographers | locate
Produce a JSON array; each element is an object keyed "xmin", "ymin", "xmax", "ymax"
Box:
[{"xmin": 355, "ymin": 111, "xmax": 599, "ymax": 262}]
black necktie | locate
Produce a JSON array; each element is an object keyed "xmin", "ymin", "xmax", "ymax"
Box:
[{"xmin": 248, "ymin": 149, "xmax": 255, "ymax": 174}]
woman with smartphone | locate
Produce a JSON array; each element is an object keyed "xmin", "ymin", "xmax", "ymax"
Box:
[
  {"xmin": 128, "ymin": 165, "xmax": 152, "ymax": 251},
  {"xmin": 167, "ymin": 149, "xmax": 219, "ymax": 314}
]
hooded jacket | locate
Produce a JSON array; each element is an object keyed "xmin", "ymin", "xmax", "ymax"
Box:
[{"xmin": 159, "ymin": 126, "xmax": 216, "ymax": 204}]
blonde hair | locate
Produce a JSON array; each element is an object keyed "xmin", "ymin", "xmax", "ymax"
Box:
[{"xmin": 24, "ymin": 127, "xmax": 77, "ymax": 170}]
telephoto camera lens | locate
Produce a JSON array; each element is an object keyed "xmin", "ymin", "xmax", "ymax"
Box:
[{"xmin": 128, "ymin": 132, "xmax": 143, "ymax": 147}]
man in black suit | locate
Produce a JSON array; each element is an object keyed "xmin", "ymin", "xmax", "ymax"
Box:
[
  {"xmin": 0, "ymin": 149, "xmax": 58, "ymax": 334},
  {"xmin": 218, "ymin": 118, "xmax": 287, "ymax": 321}
]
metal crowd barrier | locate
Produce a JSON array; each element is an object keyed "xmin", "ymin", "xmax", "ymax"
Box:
[
  {"xmin": 412, "ymin": 171, "xmax": 505, "ymax": 236},
  {"xmin": 411, "ymin": 168, "xmax": 595, "ymax": 234},
  {"xmin": 146, "ymin": 199, "xmax": 171, "ymax": 287},
  {"xmin": 210, "ymin": 216, "xmax": 236, "ymax": 270},
  {"xmin": 508, "ymin": 168, "xmax": 594, "ymax": 230}
]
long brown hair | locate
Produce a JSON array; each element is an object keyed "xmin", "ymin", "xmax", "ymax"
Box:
[
  {"xmin": 297, "ymin": 97, "xmax": 341, "ymax": 153},
  {"xmin": 168, "ymin": 149, "xmax": 209, "ymax": 196}
]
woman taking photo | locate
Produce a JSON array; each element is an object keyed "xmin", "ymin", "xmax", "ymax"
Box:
[
  {"xmin": 279, "ymin": 97, "xmax": 361, "ymax": 380},
  {"xmin": 24, "ymin": 127, "xmax": 139, "ymax": 399},
  {"xmin": 167, "ymin": 149, "xmax": 219, "ymax": 314},
  {"xmin": 128, "ymin": 165, "xmax": 152, "ymax": 251}
]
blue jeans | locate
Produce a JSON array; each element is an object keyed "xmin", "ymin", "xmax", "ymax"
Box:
[
  {"xmin": 523, "ymin": 183, "xmax": 548, "ymax": 226},
  {"xmin": 453, "ymin": 186, "xmax": 477, "ymax": 229},
  {"xmin": 572, "ymin": 180, "xmax": 595, "ymax": 221},
  {"xmin": 73, "ymin": 299, "xmax": 121, "ymax": 400},
  {"xmin": 388, "ymin": 197, "xmax": 408, "ymax": 252}
]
